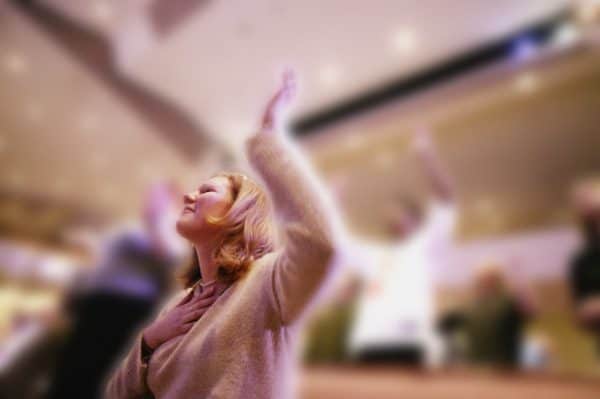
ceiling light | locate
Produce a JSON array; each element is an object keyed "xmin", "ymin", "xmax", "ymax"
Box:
[
  {"xmin": 319, "ymin": 65, "xmax": 341, "ymax": 87},
  {"xmin": 391, "ymin": 30, "xmax": 416, "ymax": 53},
  {"xmin": 552, "ymin": 23, "xmax": 580, "ymax": 48},
  {"xmin": 514, "ymin": 73, "xmax": 538, "ymax": 94},
  {"xmin": 344, "ymin": 134, "xmax": 365, "ymax": 151},
  {"xmin": 3, "ymin": 53, "xmax": 27, "ymax": 75}
]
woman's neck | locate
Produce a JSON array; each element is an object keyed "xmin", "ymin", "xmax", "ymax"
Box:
[{"xmin": 194, "ymin": 242, "xmax": 219, "ymax": 284}]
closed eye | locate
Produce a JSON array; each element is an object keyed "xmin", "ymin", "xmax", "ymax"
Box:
[{"xmin": 199, "ymin": 184, "xmax": 217, "ymax": 194}]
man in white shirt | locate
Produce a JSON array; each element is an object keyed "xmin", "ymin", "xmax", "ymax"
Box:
[{"xmin": 349, "ymin": 128, "xmax": 457, "ymax": 366}]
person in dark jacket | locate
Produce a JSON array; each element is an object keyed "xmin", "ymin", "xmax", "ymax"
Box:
[
  {"xmin": 439, "ymin": 262, "xmax": 537, "ymax": 369},
  {"xmin": 47, "ymin": 182, "xmax": 185, "ymax": 399},
  {"xmin": 569, "ymin": 182, "xmax": 600, "ymax": 339}
]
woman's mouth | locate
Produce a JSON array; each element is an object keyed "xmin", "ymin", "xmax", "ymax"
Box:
[{"xmin": 183, "ymin": 205, "xmax": 196, "ymax": 214}]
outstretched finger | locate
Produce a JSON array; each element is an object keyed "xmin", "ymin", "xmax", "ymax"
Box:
[
  {"xmin": 262, "ymin": 92, "xmax": 283, "ymax": 128},
  {"xmin": 281, "ymin": 69, "xmax": 297, "ymax": 100}
]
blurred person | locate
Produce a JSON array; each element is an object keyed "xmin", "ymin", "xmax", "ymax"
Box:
[
  {"xmin": 0, "ymin": 311, "xmax": 62, "ymax": 399},
  {"xmin": 105, "ymin": 72, "xmax": 343, "ymax": 399},
  {"xmin": 349, "ymin": 127, "xmax": 456, "ymax": 366},
  {"xmin": 47, "ymin": 182, "xmax": 186, "ymax": 399},
  {"xmin": 569, "ymin": 181, "xmax": 600, "ymax": 341},
  {"xmin": 439, "ymin": 261, "xmax": 538, "ymax": 369}
]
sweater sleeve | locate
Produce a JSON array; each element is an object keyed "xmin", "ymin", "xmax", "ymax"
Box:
[
  {"xmin": 103, "ymin": 333, "xmax": 152, "ymax": 399},
  {"xmin": 246, "ymin": 132, "xmax": 342, "ymax": 325}
]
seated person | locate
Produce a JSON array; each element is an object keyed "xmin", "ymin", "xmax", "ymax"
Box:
[{"xmin": 439, "ymin": 262, "xmax": 537, "ymax": 369}]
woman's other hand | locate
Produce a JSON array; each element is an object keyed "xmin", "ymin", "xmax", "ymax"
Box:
[{"xmin": 143, "ymin": 285, "xmax": 217, "ymax": 350}]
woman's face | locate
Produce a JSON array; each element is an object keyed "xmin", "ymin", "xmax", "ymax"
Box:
[{"xmin": 176, "ymin": 176, "xmax": 234, "ymax": 241}]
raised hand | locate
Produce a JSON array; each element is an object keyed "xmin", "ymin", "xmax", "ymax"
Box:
[
  {"xmin": 261, "ymin": 69, "xmax": 297, "ymax": 134},
  {"xmin": 411, "ymin": 125, "xmax": 455, "ymax": 202},
  {"xmin": 412, "ymin": 126, "xmax": 435, "ymax": 155},
  {"xmin": 143, "ymin": 285, "xmax": 217, "ymax": 350}
]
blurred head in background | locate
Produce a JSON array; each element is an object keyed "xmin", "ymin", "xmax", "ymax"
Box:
[
  {"xmin": 143, "ymin": 181, "xmax": 181, "ymax": 229},
  {"xmin": 143, "ymin": 181, "xmax": 186, "ymax": 257},
  {"xmin": 473, "ymin": 262, "xmax": 507, "ymax": 300},
  {"xmin": 388, "ymin": 196, "xmax": 425, "ymax": 240}
]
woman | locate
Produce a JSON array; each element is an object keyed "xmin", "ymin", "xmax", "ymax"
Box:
[{"xmin": 105, "ymin": 72, "xmax": 341, "ymax": 398}]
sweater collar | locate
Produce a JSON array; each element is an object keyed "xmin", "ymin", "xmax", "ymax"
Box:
[{"xmin": 192, "ymin": 279, "xmax": 230, "ymax": 297}]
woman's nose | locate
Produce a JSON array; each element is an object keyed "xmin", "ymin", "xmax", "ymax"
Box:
[{"xmin": 183, "ymin": 192, "xmax": 197, "ymax": 204}]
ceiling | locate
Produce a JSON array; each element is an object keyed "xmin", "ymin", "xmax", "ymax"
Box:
[
  {"xmin": 0, "ymin": 2, "xmax": 209, "ymax": 216},
  {"xmin": 1, "ymin": 0, "xmax": 598, "ymax": 245},
  {"xmin": 123, "ymin": 0, "xmax": 570, "ymax": 143},
  {"xmin": 36, "ymin": 0, "xmax": 572, "ymax": 143}
]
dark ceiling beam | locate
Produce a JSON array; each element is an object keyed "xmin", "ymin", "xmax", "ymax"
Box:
[
  {"xmin": 292, "ymin": 8, "xmax": 571, "ymax": 136},
  {"xmin": 11, "ymin": 0, "xmax": 221, "ymax": 162}
]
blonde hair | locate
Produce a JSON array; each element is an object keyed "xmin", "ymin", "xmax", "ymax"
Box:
[{"xmin": 179, "ymin": 172, "xmax": 275, "ymax": 287}]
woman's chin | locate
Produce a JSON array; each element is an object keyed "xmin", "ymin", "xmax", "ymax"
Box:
[
  {"xmin": 175, "ymin": 218, "xmax": 195, "ymax": 240},
  {"xmin": 176, "ymin": 216, "xmax": 208, "ymax": 241}
]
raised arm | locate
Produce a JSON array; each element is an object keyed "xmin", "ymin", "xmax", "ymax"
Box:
[
  {"xmin": 412, "ymin": 126, "xmax": 455, "ymax": 203},
  {"xmin": 247, "ymin": 71, "xmax": 343, "ymax": 325}
]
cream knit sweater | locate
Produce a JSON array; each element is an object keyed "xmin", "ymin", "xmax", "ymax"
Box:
[{"xmin": 105, "ymin": 132, "xmax": 340, "ymax": 398}]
